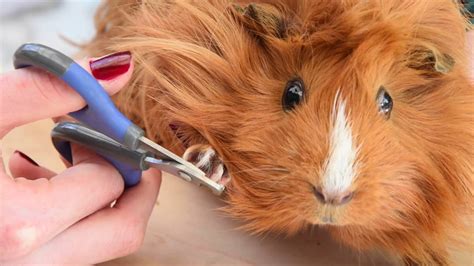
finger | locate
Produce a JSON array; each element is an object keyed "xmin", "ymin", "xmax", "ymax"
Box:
[
  {"xmin": 7, "ymin": 148, "xmax": 126, "ymax": 259},
  {"xmin": 50, "ymin": 116, "xmax": 74, "ymax": 168},
  {"xmin": 0, "ymin": 51, "xmax": 133, "ymax": 138},
  {"xmin": 58, "ymin": 156, "xmax": 72, "ymax": 168},
  {"xmin": 8, "ymin": 151, "xmax": 56, "ymax": 180},
  {"xmin": 113, "ymin": 168, "xmax": 162, "ymax": 218},
  {"xmin": 47, "ymin": 144, "xmax": 126, "ymax": 223},
  {"xmin": 10, "ymin": 169, "xmax": 162, "ymax": 264},
  {"xmin": 51, "ymin": 114, "xmax": 73, "ymax": 124}
]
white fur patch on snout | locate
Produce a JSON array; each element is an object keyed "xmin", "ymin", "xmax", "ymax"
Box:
[{"xmin": 322, "ymin": 95, "xmax": 359, "ymax": 196}]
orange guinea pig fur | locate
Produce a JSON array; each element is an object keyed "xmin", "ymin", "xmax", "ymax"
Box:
[{"xmin": 84, "ymin": 0, "xmax": 473, "ymax": 265}]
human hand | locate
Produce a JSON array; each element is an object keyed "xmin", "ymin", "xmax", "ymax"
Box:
[{"xmin": 0, "ymin": 52, "xmax": 162, "ymax": 264}]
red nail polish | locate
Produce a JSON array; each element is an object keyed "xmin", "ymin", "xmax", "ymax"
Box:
[
  {"xmin": 90, "ymin": 51, "xmax": 131, "ymax": 80},
  {"xmin": 14, "ymin": 150, "xmax": 39, "ymax": 166}
]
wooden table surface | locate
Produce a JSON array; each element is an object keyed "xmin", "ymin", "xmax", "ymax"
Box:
[{"xmin": 3, "ymin": 120, "xmax": 471, "ymax": 265}]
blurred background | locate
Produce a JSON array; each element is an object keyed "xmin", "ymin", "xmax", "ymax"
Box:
[
  {"xmin": 0, "ymin": 0, "xmax": 100, "ymax": 72},
  {"xmin": 0, "ymin": 0, "xmax": 102, "ymax": 174}
]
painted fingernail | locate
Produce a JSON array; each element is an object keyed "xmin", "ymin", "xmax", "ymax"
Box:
[
  {"xmin": 90, "ymin": 51, "xmax": 131, "ymax": 80},
  {"xmin": 14, "ymin": 150, "xmax": 39, "ymax": 166}
]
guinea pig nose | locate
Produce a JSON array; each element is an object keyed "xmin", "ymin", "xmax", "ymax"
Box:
[
  {"xmin": 312, "ymin": 186, "xmax": 327, "ymax": 203},
  {"xmin": 312, "ymin": 186, "xmax": 353, "ymax": 205},
  {"xmin": 339, "ymin": 191, "xmax": 354, "ymax": 205}
]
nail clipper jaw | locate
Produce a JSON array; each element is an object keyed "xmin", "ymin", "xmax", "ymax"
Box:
[
  {"xmin": 138, "ymin": 137, "xmax": 225, "ymax": 195},
  {"xmin": 141, "ymin": 149, "xmax": 225, "ymax": 195},
  {"xmin": 179, "ymin": 170, "xmax": 225, "ymax": 195}
]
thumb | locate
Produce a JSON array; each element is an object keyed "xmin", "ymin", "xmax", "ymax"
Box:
[{"xmin": 0, "ymin": 51, "xmax": 133, "ymax": 137}]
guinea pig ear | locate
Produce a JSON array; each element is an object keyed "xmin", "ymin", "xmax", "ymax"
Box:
[
  {"xmin": 230, "ymin": 3, "xmax": 287, "ymax": 39},
  {"xmin": 407, "ymin": 47, "xmax": 455, "ymax": 74}
]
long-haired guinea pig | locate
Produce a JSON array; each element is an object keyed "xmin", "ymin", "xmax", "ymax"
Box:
[{"xmin": 84, "ymin": 0, "xmax": 473, "ymax": 264}]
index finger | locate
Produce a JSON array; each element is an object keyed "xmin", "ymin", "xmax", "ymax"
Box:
[
  {"xmin": 0, "ymin": 53, "xmax": 133, "ymax": 138},
  {"xmin": 7, "ymin": 169, "xmax": 162, "ymax": 264}
]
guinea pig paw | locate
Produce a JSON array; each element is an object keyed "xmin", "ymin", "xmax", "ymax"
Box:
[{"xmin": 183, "ymin": 144, "xmax": 231, "ymax": 186}]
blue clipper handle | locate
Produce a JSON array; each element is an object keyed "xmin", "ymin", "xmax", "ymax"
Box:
[
  {"xmin": 63, "ymin": 62, "xmax": 134, "ymax": 143},
  {"xmin": 52, "ymin": 122, "xmax": 145, "ymax": 187},
  {"xmin": 13, "ymin": 43, "xmax": 145, "ymax": 149},
  {"xmin": 13, "ymin": 43, "xmax": 144, "ymax": 186}
]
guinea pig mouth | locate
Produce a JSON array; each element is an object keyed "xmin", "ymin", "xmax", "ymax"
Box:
[
  {"xmin": 311, "ymin": 207, "xmax": 350, "ymax": 226},
  {"xmin": 311, "ymin": 216, "xmax": 345, "ymax": 226}
]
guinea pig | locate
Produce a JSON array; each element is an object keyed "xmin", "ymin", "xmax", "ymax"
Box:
[{"xmin": 84, "ymin": 0, "xmax": 473, "ymax": 265}]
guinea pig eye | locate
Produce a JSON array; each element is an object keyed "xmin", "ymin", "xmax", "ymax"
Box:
[
  {"xmin": 376, "ymin": 86, "xmax": 393, "ymax": 118},
  {"xmin": 282, "ymin": 79, "xmax": 305, "ymax": 111}
]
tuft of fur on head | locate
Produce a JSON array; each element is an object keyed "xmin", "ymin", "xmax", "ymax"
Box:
[{"xmin": 84, "ymin": 0, "xmax": 473, "ymax": 264}]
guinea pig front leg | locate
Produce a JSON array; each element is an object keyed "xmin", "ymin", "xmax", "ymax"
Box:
[{"xmin": 183, "ymin": 144, "xmax": 231, "ymax": 186}]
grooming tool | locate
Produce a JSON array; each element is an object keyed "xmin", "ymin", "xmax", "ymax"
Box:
[{"xmin": 13, "ymin": 43, "xmax": 224, "ymax": 195}]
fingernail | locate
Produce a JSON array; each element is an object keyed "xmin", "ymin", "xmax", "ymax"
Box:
[
  {"xmin": 90, "ymin": 51, "xmax": 131, "ymax": 80},
  {"xmin": 14, "ymin": 150, "xmax": 39, "ymax": 166}
]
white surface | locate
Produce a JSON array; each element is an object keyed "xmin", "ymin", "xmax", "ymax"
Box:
[{"xmin": 0, "ymin": 0, "xmax": 100, "ymax": 72}]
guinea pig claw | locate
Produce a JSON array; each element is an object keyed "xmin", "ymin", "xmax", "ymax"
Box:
[{"xmin": 183, "ymin": 144, "xmax": 231, "ymax": 186}]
